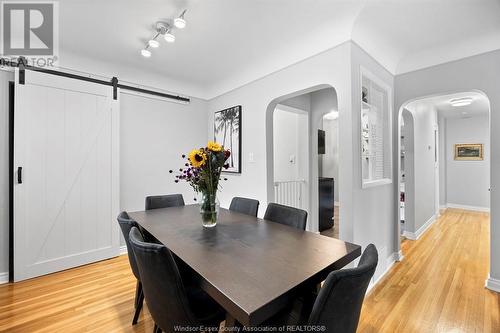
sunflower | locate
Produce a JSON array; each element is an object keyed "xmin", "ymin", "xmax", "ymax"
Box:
[
  {"xmin": 207, "ymin": 141, "xmax": 223, "ymax": 152},
  {"xmin": 188, "ymin": 149, "xmax": 207, "ymax": 168}
]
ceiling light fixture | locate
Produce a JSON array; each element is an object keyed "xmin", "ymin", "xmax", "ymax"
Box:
[
  {"xmin": 174, "ymin": 9, "xmax": 187, "ymax": 29},
  {"xmin": 450, "ymin": 97, "xmax": 473, "ymax": 107},
  {"xmin": 141, "ymin": 49, "xmax": 152, "ymax": 58},
  {"xmin": 139, "ymin": 11, "xmax": 188, "ymax": 57},
  {"xmin": 324, "ymin": 111, "xmax": 339, "ymax": 120}
]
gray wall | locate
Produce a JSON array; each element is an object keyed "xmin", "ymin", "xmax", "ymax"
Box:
[
  {"xmin": 351, "ymin": 42, "xmax": 396, "ymax": 267},
  {"xmin": 394, "ymin": 49, "xmax": 500, "ymax": 282},
  {"xmin": 401, "ymin": 109, "xmax": 415, "ymax": 234},
  {"xmin": 438, "ymin": 116, "xmax": 447, "ymax": 206},
  {"xmin": 445, "ymin": 115, "xmax": 490, "ymax": 208},
  {"xmin": 406, "ymin": 102, "xmax": 438, "ymax": 232},
  {"xmin": 119, "ymin": 94, "xmax": 208, "ymax": 245},
  {"xmin": 0, "ymin": 71, "xmax": 13, "ymax": 275}
]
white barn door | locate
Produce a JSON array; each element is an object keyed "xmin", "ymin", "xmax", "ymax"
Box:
[{"xmin": 13, "ymin": 69, "xmax": 120, "ymax": 282}]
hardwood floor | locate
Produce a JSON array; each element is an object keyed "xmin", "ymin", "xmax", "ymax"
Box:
[
  {"xmin": 0, "ymin": 208, "xmax": 498, "ymax": 332},
  {"xmin": 358, "ymin": 208, "xmax": 500, "ymax": 332}
]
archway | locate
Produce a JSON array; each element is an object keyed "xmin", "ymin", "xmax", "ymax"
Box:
[
  {"xmin": 395, "ymin": 90, "xmax": 491, "ymax": 258},
  {"xmin": 266, "ymin": 85, "xmax": 339, "ymax": 233}
]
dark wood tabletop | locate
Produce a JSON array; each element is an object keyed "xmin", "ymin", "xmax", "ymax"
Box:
[{"xmin": 129, "ymin": 205, "xmax": 361, "ymax": 326}]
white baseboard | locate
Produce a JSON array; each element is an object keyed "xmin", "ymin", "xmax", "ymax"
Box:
[
  {"xmin": 439, "ymin": 205, "xmax": 447, "ymax": 211},
  {"xmin": 486, "ymin": 274, "xmax": 500, "ymax": 293},
  {"xmin": 446, "ymin": 203, "xmax": 490, "ymax": 212},
  {"xmin": 0, "ymin": 272, "xmax": 9, "ymax": 285},
  {"xmin": 367, "ymin": 252, "xmax": 398, "ymax": 294},
  {"xmin": 403, "ymin": 214, "xmax": 436, "ymax": 241},
  {"xmin": 120, "ymin": 245, "xmax": 128, "ymax": 255}
]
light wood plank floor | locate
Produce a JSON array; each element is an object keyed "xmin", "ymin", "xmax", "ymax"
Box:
[
  {"xmin": 358, "ymin": 208, "xmax": 500, "ymax": 332},
  {"xmin": 0, "ymin": 208, "xmax": 498, "ymax": 332}
]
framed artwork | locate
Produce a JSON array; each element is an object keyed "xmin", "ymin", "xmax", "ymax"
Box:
[
  {"xmin": 214, "ymin": 105, "xmax": 241, "ymax": 173},
  {"xmin": 454, "ymin": 143, "xmax": 483, "ymax": 161}
]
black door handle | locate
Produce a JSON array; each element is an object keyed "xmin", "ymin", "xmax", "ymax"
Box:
[{"xmin": 17, "ymin": 167, "xmax": 22, "ymax": 184}]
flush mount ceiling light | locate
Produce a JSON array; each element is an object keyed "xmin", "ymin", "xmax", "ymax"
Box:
[
  {"xmin": 450, "ymin": 97, "xmax": 473, "ymax": 107},
  {"xmin": 174, "ymin": 9, "xmax": 187, "ymax": 29},
  {"xmin": 140, "ymin": 13, "xmax": 186, "ymax": 58},
  {"xmin": 324, "ymin": 111, "xmax": 339, "ymax": 120}
]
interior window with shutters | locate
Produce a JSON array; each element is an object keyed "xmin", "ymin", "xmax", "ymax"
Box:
[{"xmin": 361, "ymin": 69, "xmax": 392, "ymax": 188}]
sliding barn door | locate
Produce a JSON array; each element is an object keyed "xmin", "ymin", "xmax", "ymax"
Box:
[{"xmin": 13, "ymin": 69, "xmax": 120, "ymax": 282}]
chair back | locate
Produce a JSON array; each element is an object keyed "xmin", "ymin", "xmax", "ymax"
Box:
[
  {"xmin": 229, "ymin": 197, "xmax": 260, "ymax": 217},
  {"xmin": 145, "ymin": 194, "xmax": 185, "ymax": 210},
  {"xmin": 308, "ymin": 244, "xmax": 378, "ymax": 333},
  {"xmin": 129, "ymin": 226, "xmax": 196, "ymax": 331},
  {"xmin": 117, "ymin": 211, "xmax": 140, "ymax": 280},
  {"xmin": 264, "ymin": 203, "xmax": 308, "ymax": 230}
]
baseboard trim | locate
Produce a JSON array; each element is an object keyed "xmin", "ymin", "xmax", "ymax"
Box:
[
  {"xmin": 0, "ymin": 272, "xmax": 9, "ymax": 285},
  {"xmin": 119, "ymin": 245, "xmax": 127, "ymax": 255},
  {"xmin": 485, "ymin": 274, "xmax": 500, "ymax": 293},
  {"xmin": 446, "ymin": 203, "xmax": 490, "ymax": 212},
  {"xmin": 367, "ymin": 252, "xmax": 398, "ymax": 294},
  {"xmin": 403, "ymin": 214, "xmax": 436, "ymax": 241}
]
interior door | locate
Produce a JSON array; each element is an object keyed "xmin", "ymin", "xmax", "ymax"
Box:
[{"xmin": 13, "ymin": 69, "xmax": 120, "ymax": 282}]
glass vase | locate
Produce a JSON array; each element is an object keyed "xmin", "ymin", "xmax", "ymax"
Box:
[{"xmin": 199, "ymin": 192, "xmax": 219, "ymax": 228}]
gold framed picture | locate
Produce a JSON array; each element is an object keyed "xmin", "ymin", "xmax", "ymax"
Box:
[{"xmin": 454, "ymin": 144, "xmax": 483, "ymax": 161}]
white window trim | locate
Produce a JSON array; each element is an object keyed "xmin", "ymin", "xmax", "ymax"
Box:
[{"xmin": 360, "ymin": 66, "xmax": 393, "ymax": 189}]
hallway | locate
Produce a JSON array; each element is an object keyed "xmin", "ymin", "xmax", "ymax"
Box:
[{"xmin": 358, "ymin": 208, "xmax": 500, "ymax": 332}]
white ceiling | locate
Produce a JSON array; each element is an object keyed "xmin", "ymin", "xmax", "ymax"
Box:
[
  {"xmin": 408, "ymin": 92, "xmax": 490, "ymax": 119},
  {"xmin": 59, "ymin": 0, "xmax": 500, "ymax": 99}
]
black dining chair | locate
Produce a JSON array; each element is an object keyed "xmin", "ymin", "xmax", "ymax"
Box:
[
  {"xmin": 229, "ymin": 197, "xmax": 260, "ymax": 217},
  {"xmin": 264, "ymin": 203, "xmax": 308, "ymax": 230},
  {"xmin": 128, "ymin": 226, "xmax": 225, "ymax": 333},
  {"xmin": 145, "ymin": 194, "xmax": 185, "ymax": 210},
  {"xmin": 117, "ymin": 211, "xmax": 144, "ymax": 325},
  {"xmin": 263, "ymin": 244, "xmax": 378, "ymax": 332}
]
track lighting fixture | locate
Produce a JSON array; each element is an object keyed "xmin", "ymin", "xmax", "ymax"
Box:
[{"xmin": 140, "ymin": 11, "xmax": 187, "ymax": 58}]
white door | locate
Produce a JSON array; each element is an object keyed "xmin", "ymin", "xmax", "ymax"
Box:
[{"xmin": 13, "ymin": 69, "xmax": 120, "ymax": 282}]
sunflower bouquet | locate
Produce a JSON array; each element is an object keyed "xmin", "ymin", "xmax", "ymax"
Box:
[{"xmin": 170, "ymin": 141, "xmax": 230, "ymax": 227}]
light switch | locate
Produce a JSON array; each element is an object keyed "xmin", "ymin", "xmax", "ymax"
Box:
[{"xmin": 249, "ymin": 152, "xmax": 255, "ymax": 163}]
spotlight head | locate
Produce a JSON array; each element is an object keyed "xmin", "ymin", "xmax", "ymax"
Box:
[
  {"xmin": 141, "ymin": 49, "xmax": 151, "ymax": 58},
  {"xmin": 148, "ymin": 39, "xmax": 159, "ymax": 48},
  {"xmin": 174, "ymin": 10, "xmax": 187, "ymax": 29}
]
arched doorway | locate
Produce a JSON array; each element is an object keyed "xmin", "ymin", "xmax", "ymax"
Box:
[
  {"xmin": 396, "ymin": 90, "xmax": 491, "ymax": 259},
  {"xmin": 265, "ymin": 85, "xmax": 339, "ymax": 234}
]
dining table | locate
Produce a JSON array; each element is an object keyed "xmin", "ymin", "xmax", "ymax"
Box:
[{"xmin": 129, "ymin": 205, "xmax": 361, "ymax": 327}]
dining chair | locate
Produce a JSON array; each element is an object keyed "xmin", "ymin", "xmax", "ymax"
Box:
[
  {"xmin": 117, "ymin": 211, "xmax": 144, "ymax": 325},
  {"xmin": 264, "ymin": 203, "xmax": 308, "ymax": 230},
  {"xmin": 229, "ymin": 197, "xmax": 260, "ymax": 217},
  {"xmin": 128, "ymin": 226, "xmax": 225, "ymax": 333},
  {"xmin": 145, "ymin": 194, "xmax": 185, "ymax": 210},
  {"xmin": 263, "ymin": 244, "xmax": 378, "ymax": 332}
]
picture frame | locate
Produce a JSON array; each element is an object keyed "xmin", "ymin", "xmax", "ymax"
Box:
[
  {"xmin": 214, "ymin": 105, "xmax": 242, "ymax": 173},
  {"xmin": 454, "ymin": 143, "xmax": 483, "ymax": 161}
]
